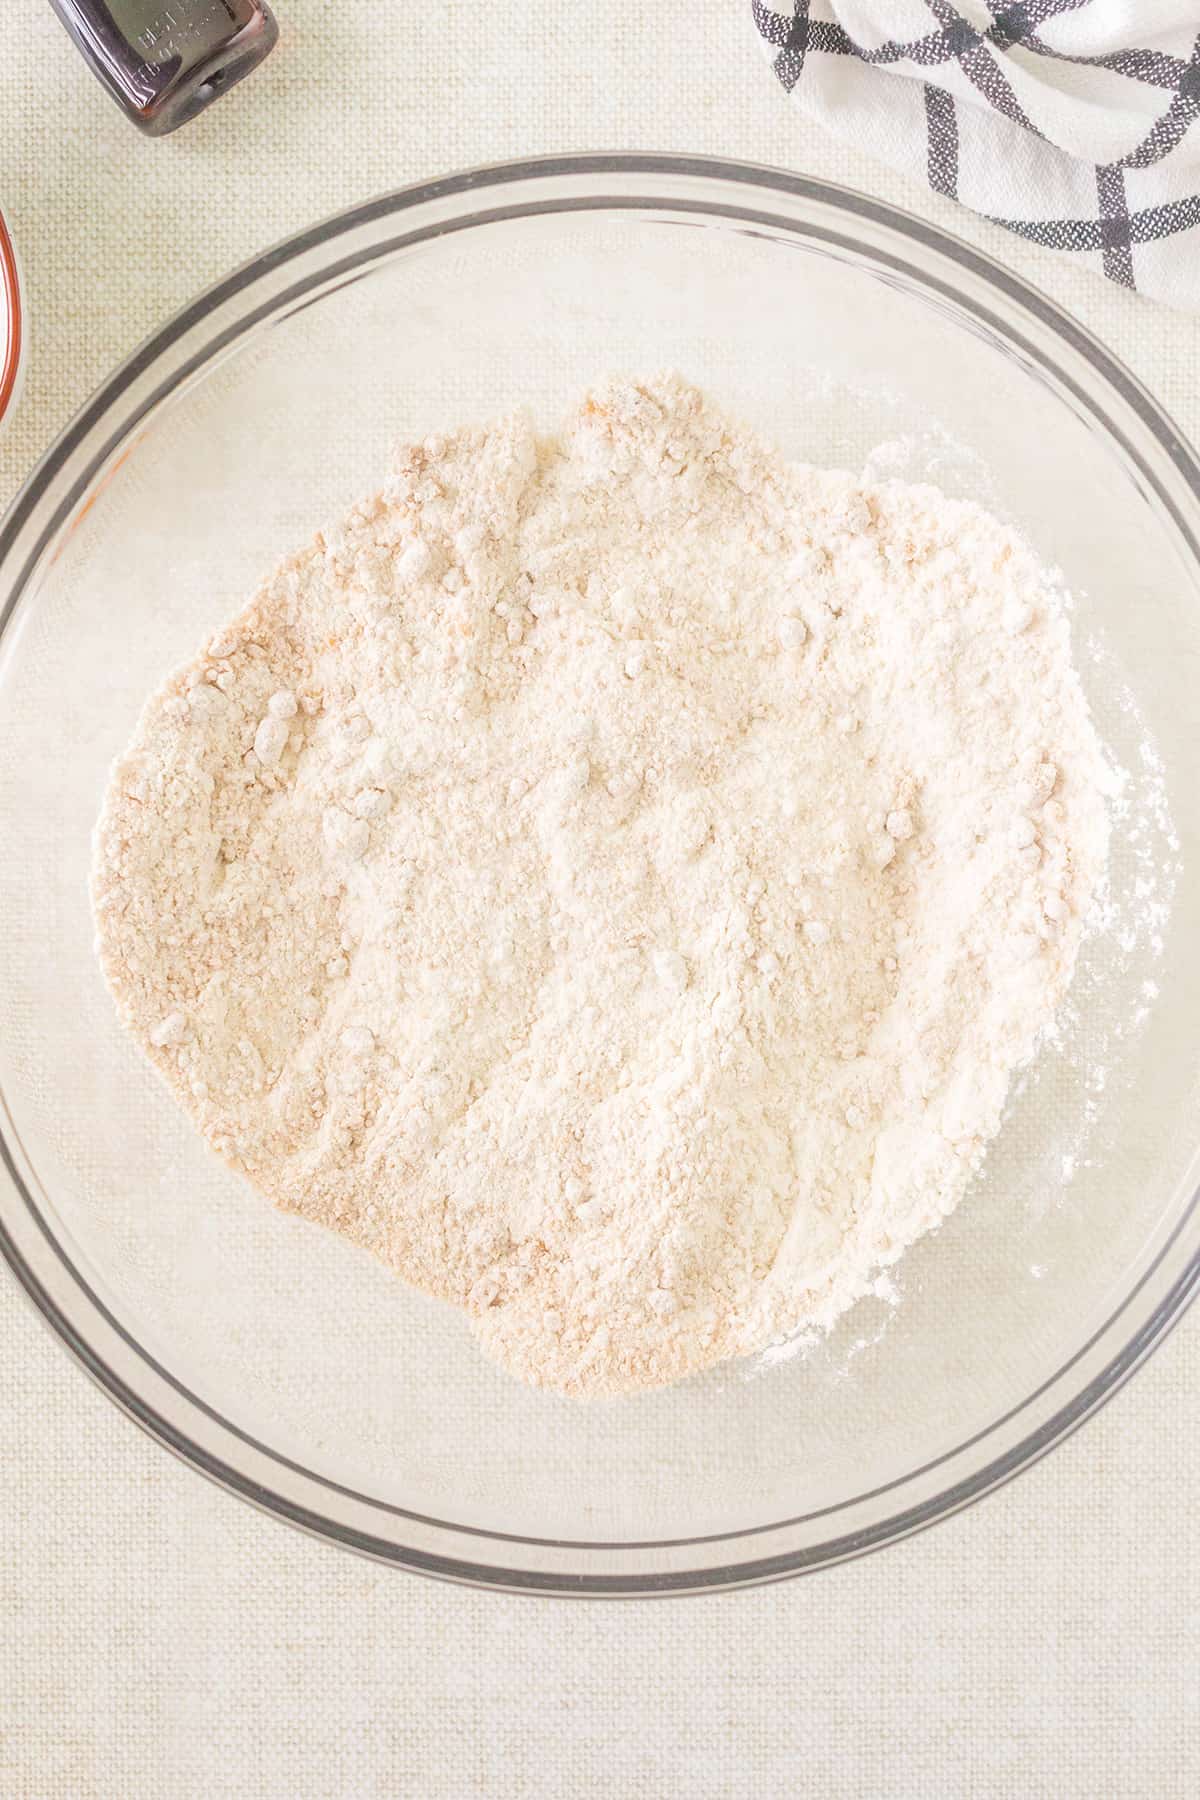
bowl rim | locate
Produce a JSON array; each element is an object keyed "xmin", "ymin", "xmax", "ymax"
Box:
[
  {"xmin": 0, "ymin": 209, "xmax": 22, "ymax": 427},
  {"xmin": 2, "ymin": 151, "xmax": 1199, "ymax": 1595}
]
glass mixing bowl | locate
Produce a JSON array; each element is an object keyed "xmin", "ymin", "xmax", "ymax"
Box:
[{"xmin": 2, "ymin": 156, "xmax": 1199, "ymax": 1595}]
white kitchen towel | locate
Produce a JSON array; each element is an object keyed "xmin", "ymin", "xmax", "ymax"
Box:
[{"xmin": 752, "ymin": 1, "xmax": 1200, "ymax": 306}]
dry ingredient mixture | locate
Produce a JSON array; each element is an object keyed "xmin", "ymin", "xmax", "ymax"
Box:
[{"xmin": 92, "ymin": 375, "xmax": 1111, "ymax": 1397}]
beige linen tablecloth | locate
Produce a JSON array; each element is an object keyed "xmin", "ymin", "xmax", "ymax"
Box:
[{"xmin": 1, "ymin": 5, "xmax": 1198, "ymax": 1795}]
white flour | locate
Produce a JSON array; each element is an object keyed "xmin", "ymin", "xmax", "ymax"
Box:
[{"xmin": 92, "ymin": 375, "xmax": 1111, "ymax": 1397}]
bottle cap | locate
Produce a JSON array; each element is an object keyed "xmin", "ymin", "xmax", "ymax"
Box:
[{"xmin": 50, "ymin": 1, "xmax": 279, "ymax": 137}]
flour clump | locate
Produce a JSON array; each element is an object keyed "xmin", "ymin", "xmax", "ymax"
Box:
[{"xmin": 92, "ymin": 375, "xmax": 1111, "ymax": 1396}]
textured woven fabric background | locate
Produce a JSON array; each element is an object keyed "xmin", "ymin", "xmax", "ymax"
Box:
[{"xmin": 1, "ymin": 4, "xmax": 1198, "ymax": 1795}]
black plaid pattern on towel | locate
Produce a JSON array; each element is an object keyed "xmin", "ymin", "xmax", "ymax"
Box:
[{"xmin": 752, "ymin": 1, "xmax": 1200, "ymax": 306}]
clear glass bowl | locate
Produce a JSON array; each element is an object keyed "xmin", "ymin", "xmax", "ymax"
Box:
[{"xmin": 2, "ymin": 156, "xmax": 1199, "ymax": 1595}]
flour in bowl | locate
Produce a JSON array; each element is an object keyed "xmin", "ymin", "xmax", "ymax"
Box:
[{"xmin": 92, "ymin": 375, "xmax": 1110, "ymax": 1396}]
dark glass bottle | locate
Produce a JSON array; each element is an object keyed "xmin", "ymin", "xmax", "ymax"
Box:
[{"xmin": 49, "ymin": 1, "xmax": 279, "ymax": 136}]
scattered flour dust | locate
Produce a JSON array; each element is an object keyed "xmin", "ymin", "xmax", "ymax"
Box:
[{"xmin": 91, "ymin": 374, "xmax": 1112, "ymax": 1398}]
